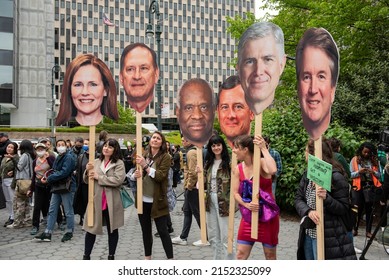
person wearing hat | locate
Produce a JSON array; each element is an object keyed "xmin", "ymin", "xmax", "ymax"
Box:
[
  {"xmin": 29, "ymin": 143, "xmax": 56, "ymax": 235},
  {"xmin": 39, "ymin": 137, "xmax": 57, "ymax": 158}
]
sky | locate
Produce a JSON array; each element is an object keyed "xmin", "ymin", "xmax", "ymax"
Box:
[{"xmin": 255, "ymin": 0, "xmax": 278, "ymax": 19}]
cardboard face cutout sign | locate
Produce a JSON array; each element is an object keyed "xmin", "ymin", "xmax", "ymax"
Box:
[
  {"xmin": 176, "ymin": 78, "xmax": 215, "ymax": 148},
  {"xmin": 120, "ymin": 43, "xmax": 160, "ymax": 113},
  {"xmin": 217, "ymin": 75, "xmax": 254, "ymax": 148},
  {"xmin": 56, "ymin": 54, "xmax": 119, "ymax": 126},
  {"xmin": 296, "ymin": 28, "xmax": 339, "ymax": 140},
  {"xmin": 237, "ymin": 22, "xmax": 286, "ymax": 115}
]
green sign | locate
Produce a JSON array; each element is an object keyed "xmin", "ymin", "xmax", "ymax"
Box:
[{"xmin": 307, "ymin": 154, "xmax": 332, "ymax": 191}]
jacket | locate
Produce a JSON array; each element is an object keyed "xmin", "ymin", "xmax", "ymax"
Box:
[
  {"xmin": 295, "ymin": 170, "xmax": 357, "ymax": 260},
  {"xmin": 47, "ymin": 150, "xmax": 76, "ymax": 192},
  {"xmin": 143, "ymin": 152, "xmax": 171, "ymax": 219},
  {"xmin": 83, "ymin": 158, "xmax": 125, "ymax": 235},
  {"xmin": 350, "ymin": 156, "xmax": 381, "ymax": 190},
  {"xmin": 204, "ymin": 163, "xmax": 231, "ymax": 217},
  {"xmin": 15, "ymin": 153, "xmax": 33, "ymax": 180},
  {"xmin": 0, "ymin": 154, "xmax": 19, "ymax": 179},
  {"xmin": 184, "ymin": 146, "xmax": 197, "ymax": 190}
]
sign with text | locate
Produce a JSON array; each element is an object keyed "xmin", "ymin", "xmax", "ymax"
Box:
[{"xmin": 307, "ymin": 154, "xmax": 332, "ymax": 191}]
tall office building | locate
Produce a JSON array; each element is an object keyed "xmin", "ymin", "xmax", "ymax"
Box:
[{"xmin": 3, "ymin": 0, "xmax": 255, "ymax": 129}]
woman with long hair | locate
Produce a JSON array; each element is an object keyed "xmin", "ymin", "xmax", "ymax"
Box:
[
  {"xmin": 232, "ymin": 134, "xmax": 278, "ymax": 260},
  {"xmin": 295, "ymin": 139, "xmax": 356, "ymax": 260},
  {"xmin": 83, "ymin": 138, "xmax": 125, "ymax": 260},
  {"xmin": 7, "ymin": 140, "xmax": 35, "ymax": 229},
  {"xmin": 204, "ymin": 134, "xmax": 234, "ymax": 259},
  {"xmin": 56, "ymin": 54, "xmax": 119, "ymax": 126},
  {"xmin": 350, "ymin": 142, "xmax": 382, "ymax": 238},
  {"xmin": 134, "ymin": 131, "xmax": 173, "ymax": 259},
  {"xmin": 1, "ymin": 142, "xmax": 19, "ymax": 227}
]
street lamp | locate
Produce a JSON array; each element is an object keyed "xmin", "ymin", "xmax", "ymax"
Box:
[
  {"xmin": 146, "ymin": 0, "xmax": 162, "ymax": 131},
  {"xmin": 51, "ymin": 64, "xmax": 62, "ymax": 143}
]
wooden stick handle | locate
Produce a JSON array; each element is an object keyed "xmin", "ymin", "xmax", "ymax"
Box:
[
  {"xmin": 197, "ymin": 147, "xmax": 207, "ymax": 244},
  {"xmin": 251, "ymin": 113, "xmax": 262, "ymax": 239},
  {"xmin": 314, "ymin": 136, "xmax": 325, "ymax": 260},
  {"xmin": 227, "ymin": 153, "xmax": 238, "ymax": 253},
  {"xmin": 87, "ymin": 125, "xmax": 96, "ymax": 227},
  {"xmin": 136, "ymin": 112, "xmax": 143, "ymax": 214}
]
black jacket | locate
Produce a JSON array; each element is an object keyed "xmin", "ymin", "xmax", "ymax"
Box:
[{"xmin": 295, "ymin": 169, "xmax": 357, "ymax": 260}]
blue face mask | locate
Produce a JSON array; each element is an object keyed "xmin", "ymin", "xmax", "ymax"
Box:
[{"xmin": 82, "ymin": 145, "xmax": 89, "ymax": 152}]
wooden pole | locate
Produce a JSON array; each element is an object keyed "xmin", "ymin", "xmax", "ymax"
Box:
[
  {"xmin": 251, "ymin": 113, "xmax": 262, "ymax": 239},
  {"xmin": 314, "ymin": 136, "xmax": 325, "ymax": 259},
  {"xmin": 197, "ymin": 147, "xmax": 207, "ymax": 244},
  {"xmin": 136, "ymin": 111, "xmax": 143, "ymax": 214},
  {"xmin": 87, "ymin": 125, "xmax": 96, "ymax": 227},
  {"xmin": 227, "ymin": 152, "xmax": 238, "ymax": 253}
]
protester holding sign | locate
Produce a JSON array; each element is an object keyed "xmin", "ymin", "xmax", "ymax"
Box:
[
  {"xmin": 295, "ymin": 139, "xmax": 356, "ymax": 260},
  {"xmin": 83, "ymin": 138, "xmax": 125, "ymax": 260},
  {"xmin": 56, "ymin": 54, "xmax": 118, "ymax": 126},
  {"xmin": 232, "ymin": 135, "xmax": 278, "ymax": 260}
]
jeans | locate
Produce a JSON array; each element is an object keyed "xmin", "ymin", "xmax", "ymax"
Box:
[
  {"xmin": 2, "ymin": 178, "xmax": 14, "ymax": 219},
  {"xmin": 45, "ymin": 191, "xmax": 74, "ymax": 234},
  {"xmin": 180, "ymin": 188, "xmax": 201, "ymax": 240},
  {"xmin": 206, "ymin": 192, "xmax": 235, "ymax": 259},
  {"xmin": 304, "ymin": 234, "xmax": 317, "ymax": 260}
]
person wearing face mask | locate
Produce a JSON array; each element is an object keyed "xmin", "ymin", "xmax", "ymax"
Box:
[
  {"xmin": 34, "ymin": 140, "xmax": 77, "ymax": 242},
  {"xmin": 29, "ymin": 143, "xmax": 55, "ymax": 235},
  {"xmin": 71, "ymin": 137, "xmax": 85, "ymax": 158}
]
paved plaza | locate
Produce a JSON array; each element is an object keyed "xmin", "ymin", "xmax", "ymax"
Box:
[{"xmin": 0, "ymin": 183, "xmax": 388, "ymax": 260}]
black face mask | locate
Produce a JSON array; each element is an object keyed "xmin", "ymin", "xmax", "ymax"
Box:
[{"xmin": 75, "ymin": 146, "xmax": 82, "ymax": 151}]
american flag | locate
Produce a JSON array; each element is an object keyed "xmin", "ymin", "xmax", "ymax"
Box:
[{"xmin": 102, "ymin": 9, "xmax": 117, "ymax": 27}]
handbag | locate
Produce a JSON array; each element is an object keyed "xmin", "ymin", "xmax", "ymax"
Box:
[
  {"xmin": 120, "ymin": 187, "xmax": 134, "ymax": 208},
  {"xmin": 51, "ymin": 177, "xmax": 71, "ymax": 194},
  {"xmin": 239, "ymin": 179, "xmax": 280, "ymax": 223},
  {"xmin": 15, "ymin": 179, "xmax": 32, "ymax": 196}
]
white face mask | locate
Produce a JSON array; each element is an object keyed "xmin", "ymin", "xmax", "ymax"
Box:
[
  {"xmin": 57, "ymin": 146, "xmax": 67, "ymax": 154},
  {"xmin": 36, "ymin": 151, "xmax": 46, "ymax": 157}
]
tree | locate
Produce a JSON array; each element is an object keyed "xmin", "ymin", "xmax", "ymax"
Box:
[{"xmin": 261, "ymin": 0, "xmax": 389, "ymax": 140}]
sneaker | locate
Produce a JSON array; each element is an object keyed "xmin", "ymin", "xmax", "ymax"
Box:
[
  {"xmin": 3, "ymin": 218, "xmax": 13, "ymax": 227},
  {"xmin": 30, "ymin": 227, "xmax": 39, "ymax": 235},
  {"xmin": 354, "ymin": 247, "xmax": 362, "ymax": 254},
  {"xmin": 61, "ymin": 232, "xmax": 73, "ymax": 242},
  {"xmin": 34, "ymin": 232, "xmax": 51, "ymax": 242},
  {"xmin": 154, "ymin": 232, "xmax": 160, "ymax": 237},
  {"xmin": 171, "ymin": 236, "xmax": 188, "ymax": 245},
  {"xmin": 192, "ymin": 239, "xmax": 210, "ymax": 246},
  {"xmin": 6, "ymin": 223, "xmax": 23, "ymax": 229}
]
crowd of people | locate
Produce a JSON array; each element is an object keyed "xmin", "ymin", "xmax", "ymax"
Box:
[{"xmin": 0, "ymin": 127, "xmax": 388, "ymax": 260}]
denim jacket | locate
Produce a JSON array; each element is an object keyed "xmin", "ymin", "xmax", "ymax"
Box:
[{"xmin": 47, "ymin": 150, "xmax": 76, "ymax": 192}]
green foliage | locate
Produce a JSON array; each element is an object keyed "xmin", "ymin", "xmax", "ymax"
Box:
[
  {"xmin": 102, "ymin": 102, "xmax": 135, "ymax": 124},
  {"xmin": 164, "ymin": 131, "xmax": 182, "ymax": 146}
]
